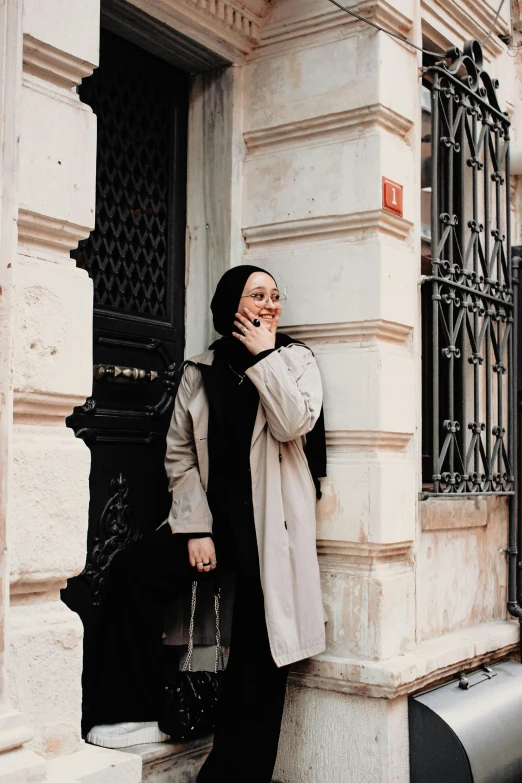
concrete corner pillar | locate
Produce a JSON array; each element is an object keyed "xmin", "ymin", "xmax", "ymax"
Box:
[{"xmin": 243, "ymin": 0, "xmax": 418, "ymax": 779}]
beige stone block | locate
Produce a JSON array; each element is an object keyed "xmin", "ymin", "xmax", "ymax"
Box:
[
  {"xmin": 418, "ymin": 497, "xmax": 509, "ymax": 642},
  {"xmin": 13, "ymin": 256, "xmax": 92, "ymax": 400},
  {"xmin": 243, "ymin": 130, "xmax": 416, "ymax": 231},
  {"xmin": 244, "ymin": 132, "xmax": 395, "ymax": 228},
  {"xmin": 246, "ymin": 34, "xmax": 379, "ymax": 132},
  {"xmin": 318, "ymin": 453, "xmax": 416, "ymax": 545},
  {"xmin": 19, "ymin": 80, "xmax": 96, "ymax": 232},
  {"xmin": 10, "ymin": 425, "xmax": 89, "ymax": 587},
  {"xmin": 8, "ymin": 599, "xmax": 83, "ymax": 758},
  {"xmin": 247, "ymin": 238, "xmax": 417, "ymax": 330},
  {"xmin": 315, "ymin": 343, "xmax": 416, "ymax": 434},
  {"xmin": 275, "ymin": 685, "xmax": 409, "ymax": 783},
  {"xmin": 377, "ymin": 31, "xmax": 417, "ymax": 125},
  {"xmin": 23, "ymin": 0, "xmax": 100, "ymax": 67},
  {"xmin": 249, "ymin": 1, "xmax": 416, "ymax": 129},
  {"xmin": 320, "ymin": 560, "xmax": 415, "ymax": 660}
]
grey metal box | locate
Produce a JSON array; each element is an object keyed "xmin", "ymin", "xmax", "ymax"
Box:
[{"xmin": 409, "ymin": 659, "xmax": 522, "ymax": 783}]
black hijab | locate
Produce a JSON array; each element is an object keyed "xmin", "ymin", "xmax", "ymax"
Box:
[
  {"xmin": 211, "ymin": 264, "xmax": 269, "ymax": 338},
  {"xmin": 208, "ymin": 266, "xmax": 327, "ymax": 497}
]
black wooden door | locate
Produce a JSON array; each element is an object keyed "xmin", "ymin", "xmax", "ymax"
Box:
[{"xmin": 62, "ymin": 29, "xmax": 188, "ymax": 730}]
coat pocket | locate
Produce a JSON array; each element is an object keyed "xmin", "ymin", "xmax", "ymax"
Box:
[{"xmin": 194, "ymin": 436, "xmax": 209, "ymax": 491}]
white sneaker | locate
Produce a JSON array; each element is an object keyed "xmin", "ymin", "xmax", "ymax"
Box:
[{"xmin": 86, "ymin": 721, "xmax": 170, "ymax": 748}]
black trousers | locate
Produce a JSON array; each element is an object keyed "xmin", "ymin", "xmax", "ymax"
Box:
[{"xmin": 91, "ymin": 525, "xmax": 289, "ymax": 783}]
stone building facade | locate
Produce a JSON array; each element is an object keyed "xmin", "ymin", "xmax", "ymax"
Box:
[{"xmin": 0, "ymin": 0, "xmax": 520, "ymax": 781}]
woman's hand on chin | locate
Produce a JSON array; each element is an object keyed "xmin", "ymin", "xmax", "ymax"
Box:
[
  {"xmin": 188, "ymin": 537, "xmax": 217, "ymax": 572},
  {"xmin": 233, "ymin": 307, "xmax": 277, "ymax": 355}
]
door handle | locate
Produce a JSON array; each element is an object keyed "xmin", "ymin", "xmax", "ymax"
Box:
[{"xmin": 93, "ymin": 364, "xmax": 159, "ymax": 382}]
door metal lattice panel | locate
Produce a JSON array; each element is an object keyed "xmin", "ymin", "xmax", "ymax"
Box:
[
  {"xmin": 423, "ymin": 41, "xmax": 514, "ymax": 496},
  {"xmin": 74, "ymin": 41, "xmax": 173, "ymax": 320}
]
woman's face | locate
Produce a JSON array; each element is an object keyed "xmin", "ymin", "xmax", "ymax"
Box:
[{"xmin": 237, "ymin": 272, "xmax": 282, "ymax": 330}]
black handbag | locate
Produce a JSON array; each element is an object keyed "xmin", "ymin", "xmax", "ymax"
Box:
[{"xmin": 159, "ymin": 580, "xmax": 225, "ymax": 740}]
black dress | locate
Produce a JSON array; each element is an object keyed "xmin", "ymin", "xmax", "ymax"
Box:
[{"xmin": 196, "ymin": 350, "xmax": 290, "ymax": 782}]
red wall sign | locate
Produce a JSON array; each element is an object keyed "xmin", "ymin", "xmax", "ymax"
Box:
[{"xmin": 382, "ymin": 177, "xmax": 403, "ymax": 217}]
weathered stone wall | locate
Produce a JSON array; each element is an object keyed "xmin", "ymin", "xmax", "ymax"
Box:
[
  {"xmin": 418, "ymin": 497, "xmax": 509, "ymax": 642},
  {"xmin": 239, "ymin": 1, "xmax": 520, "ymax": 781},
  {"xmin": 0, "ymin": 0, "xmax": 520, "ymax": 781},
  {"xmin": 8, "ymin": 0, "xmax": 98, "ymax": 758},
  {"xmin": 241, "ymin": 2, "xmax": 416, "ymax": 779},
  {"xmin": 0, "ymin": 0, "xmax": 142, "ymax": 779}
]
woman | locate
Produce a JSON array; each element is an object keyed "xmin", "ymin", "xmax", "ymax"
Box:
[
  {"xmin": 87, "ymin": 265, "xmax": 326, "ymax": 782},
  {"xmin": 169, "ymin": 264, "xmax": 326, "ymax": 780}
]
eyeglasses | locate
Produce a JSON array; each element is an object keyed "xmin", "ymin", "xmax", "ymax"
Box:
[{"xmin": 240, "ymin": 293, "xmax": 286, "ymax": 306}]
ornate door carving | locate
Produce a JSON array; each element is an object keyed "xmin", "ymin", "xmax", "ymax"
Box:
[{"xmin": 61, "ymin": 28, "xmax": 187, "ymax": 730}]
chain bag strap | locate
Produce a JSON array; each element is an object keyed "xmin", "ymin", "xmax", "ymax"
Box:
[
  {"xmin": 182, "ymin": 579, "xmax": 224, "ymax": 673},
  {"xmin": 160, "ymin": 577, "xmax": 226, "ymax": 740}
]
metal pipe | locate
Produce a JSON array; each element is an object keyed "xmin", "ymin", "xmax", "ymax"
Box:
[
  {"xmin": 459, "ymin": 104, "xmax": 466, "ymax": 485},
  {"xmin": 431, "ymin": 73, "xmax": 440, "ymax": 493},
  {"xmin": 508, "ymin": 250, "xmax": 522, "ymax": 632}
]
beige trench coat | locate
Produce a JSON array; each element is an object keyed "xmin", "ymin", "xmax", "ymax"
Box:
[{"xmin": 164, "ymin": 343, "xmax": 326, "ymax": 667}]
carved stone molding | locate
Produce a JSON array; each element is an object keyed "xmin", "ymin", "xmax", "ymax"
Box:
[
  {"xmin": 317, "ymin": 539, "xmax": 413, "ymax": 570},
  {"xmin": 326, "ymin": 430, "xmax": 413, "ymax": 454},
  {"xmin": 168, "ymin": 0, "xmax": 266, "ymax": 41},
  {"xmin": 13, "ymin": 391, "xmax": 86, "ymax": 426},
  {"xmin": 23, "ymin": 34, "xmax": 95, "ymax": 90},
  {"xmin": 111, "ymin": 0, "xmax": 270, "ymax": 63},
  {"xmin": 281, "ymin": 320, "xmax": 413, "ymax": 347},
  {"xmin": 421, "ymin": 0, "xmax": 508, "ymax": 60},
  {"xmin": 10, "ymin": 577, "xmax": 68, "ymax": 596},
  {"xmin": 420, "ymin": 493, "xmax": 506, "ymax": 532},
  {"xmin": 18, "ymin": 209, "xmax": 92, "ymax": 262},
  {"xmin": 290, "ymin": 620, "xmax": 518, "ymax": 699},
  {"xmin": 255, "ymin": 0, "xmax": 413, "ymax": 60},
  {"xmin": 245, "ymin": 105, "xmax": 413, "ymax": 157},
  {"xmin": 243, "ymin": 210, "xmax": 413, "ymax": 249}
]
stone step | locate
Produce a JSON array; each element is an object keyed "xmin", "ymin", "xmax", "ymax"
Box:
[
  {"xmin": 46, "ymin": 744, "xmax": 142, "ymax": 783},
  {"xmin": 119, "ymin": 737, "xmax": 212, "ymax": 783},
  {"xmin": 0, "ymin": 747, "xmax": 46, "ymax": 783}
]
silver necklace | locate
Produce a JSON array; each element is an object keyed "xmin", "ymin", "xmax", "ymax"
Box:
[{"xmin": 228, "ymin": 363, "xmax": 245, "ymax": 385}]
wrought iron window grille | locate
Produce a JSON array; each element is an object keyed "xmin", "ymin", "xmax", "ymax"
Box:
[{"xmin": 421, "ymin": 40, "xmax": 515, "ymax": 497}]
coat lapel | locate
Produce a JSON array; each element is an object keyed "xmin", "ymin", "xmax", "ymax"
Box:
[{"xmin": 251, "ymin": 403, "xmax": 266, "ymax": 447}]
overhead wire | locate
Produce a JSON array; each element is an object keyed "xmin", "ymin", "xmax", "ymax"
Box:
[
  {"xmin": 326, "ymin": 0, "xmax": 442, "ymax": 56},
  {"xmin": 327, "ymin": 0, "xmax": 515, "ymax": 59},
  {"xmin": 481, "ymin": 0, "xmax": 506, "ymax": 45}
]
